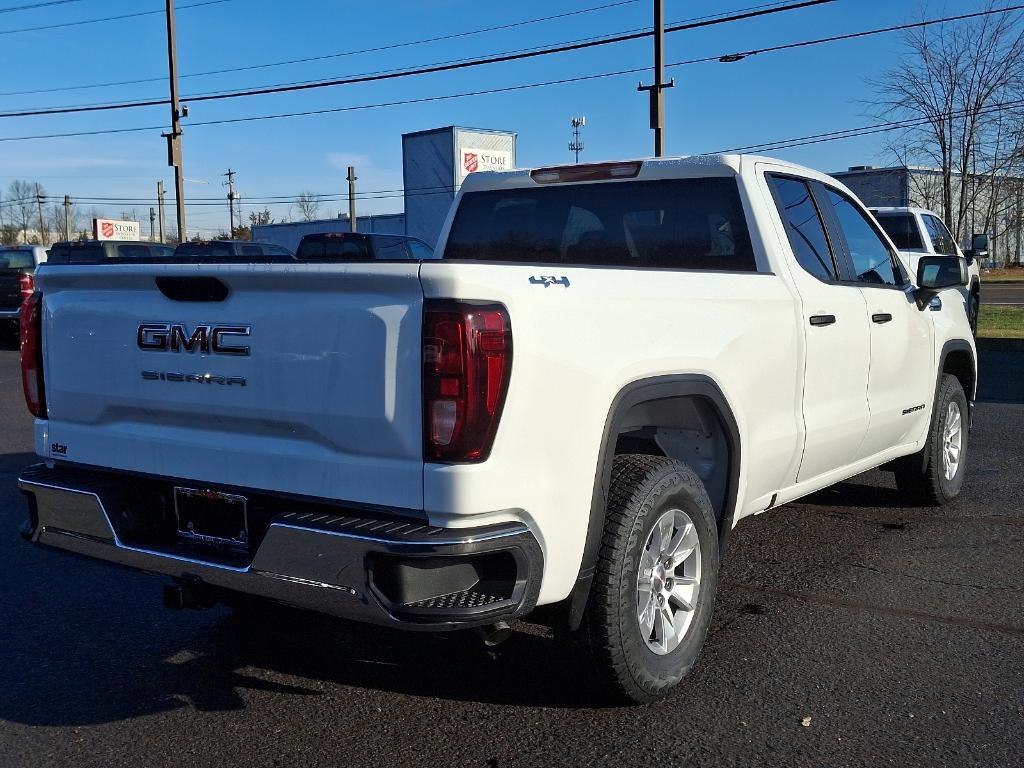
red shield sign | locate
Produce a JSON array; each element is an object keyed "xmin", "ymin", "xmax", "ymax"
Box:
[
  {"xmin": 100, "ymin": 221, "xmax": 115, "ymax": 238},
  {"xmin": 463, "ymin": 152, "xmax": 478, "ymax": 173}
]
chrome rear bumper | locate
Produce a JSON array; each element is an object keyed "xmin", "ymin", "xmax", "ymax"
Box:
[{"xmin": 19, "ymin": 465, "xmax": 542, "ymax": 629}]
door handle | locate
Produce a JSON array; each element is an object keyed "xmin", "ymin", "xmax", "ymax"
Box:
[
  {"xmin": 871, "ymin": 313, "xmax": 893, "ymax": 324},
  {"xmin": 809, "ymin": 314, "xmax": 836, "ymax": 327}
]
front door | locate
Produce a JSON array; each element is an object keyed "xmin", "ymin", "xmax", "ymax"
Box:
[{"xmin": 820, "ymin": 187, "xmax": 934, "ymax": 456}]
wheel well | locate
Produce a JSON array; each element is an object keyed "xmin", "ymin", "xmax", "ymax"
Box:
[
  {"xmin": 613, "ymin": 395, "xmax": 732, "ymax": 528},
  {"xmin": 942, "ymin": 348, "xmax": 975, "ymax": 400}
]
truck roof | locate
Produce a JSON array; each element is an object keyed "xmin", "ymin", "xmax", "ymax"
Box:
[{"xmin": 457, "ymin": 153, "xmax": 837, "ymax": 193}]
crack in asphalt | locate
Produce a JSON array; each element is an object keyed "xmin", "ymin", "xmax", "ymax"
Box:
[
  {"xmin": 751, "ymin": 557, "xmax": 1024, "ymax": 593},
  {"xmin": 741, "ymin": 584, "xmax": 1024, "ymax": 638}
]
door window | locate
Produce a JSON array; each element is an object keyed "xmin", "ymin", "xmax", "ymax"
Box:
[
  {"xmin": 825, "ymin": 189, "xmax": 903, "ymax": 287},
  {"xmin": 767, "ymin": 176, "xmax": 838, "ymax": 281},
  {"xmin": 922, "ymin": 214, "xmax": 958, "ymax": 256}
]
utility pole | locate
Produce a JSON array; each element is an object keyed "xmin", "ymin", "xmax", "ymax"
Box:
[
  {"xmin": 347, "ymin": 166, "xmax": 357, "ymax": 232},
  {"xmin": 149, "ymin": 207, "xmax": 156, "ymax": 242},
  {"xmin": 35, "ymin": 184, "xmax": 46, "ymax": 245},
  {"xmin": 157, "ymin": 180, "xmax": 166, "ymax": 243},
  {"xmin": 223, "ymin": 168, "xmax": 236, "ymax": 236},
  {"xmin": 63, "ymin": 195, "xmax": 72, "ymax": 240},
  {"xmin": 637, "ymin": 0, "xmax": 674, "ymax": 157},
  {"xmin": 162, "ymin": 0, "xmax": 187, "ymax": 241},
  {"xmin": 569, "ymin": 116, "xmax": 586, "ymax": 163}
]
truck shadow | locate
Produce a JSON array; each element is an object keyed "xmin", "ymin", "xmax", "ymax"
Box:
[{"xmin": 0, "ymin": 581, "xmax": 607, "ymax": 727}]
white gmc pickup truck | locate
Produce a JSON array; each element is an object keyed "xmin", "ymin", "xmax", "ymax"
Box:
[{"xmin": 18, "ymin": 155, "xmax": 976, "ymax": 703}]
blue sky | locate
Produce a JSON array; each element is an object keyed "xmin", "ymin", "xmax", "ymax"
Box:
[{"xmin": 0, "ymin": 0, "xmax": 997, "ymax": 235}]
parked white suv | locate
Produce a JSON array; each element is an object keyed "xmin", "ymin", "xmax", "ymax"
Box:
[
  {"xmin": 870, "ymin": 206, "xmax": 983, "ymax": 332},
  {"xmin": 18, "ymin": 155, "xmax": 976, "ymax": 703}
]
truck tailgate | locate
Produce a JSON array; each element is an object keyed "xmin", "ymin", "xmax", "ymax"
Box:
[{"xmin": 36, "ymin": 263, "xmax": 425, "ymax": 510}]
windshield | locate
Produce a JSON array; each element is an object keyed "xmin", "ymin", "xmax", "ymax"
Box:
[
  {"xmin": 0, "ymin": 252, "xmax": 33, "ymax": 269},
  {"xmin": 443, "ymin": 178, "xmax": 756, "ymax": 271},
  {"xmin": 874, "ymin": 213, "xmax": 924, "ymax": 250}
]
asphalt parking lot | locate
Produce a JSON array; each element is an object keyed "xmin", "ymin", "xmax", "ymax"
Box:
[{"xmin": 0, "ymin": 339, "xmax": 1021, "ymax": 768}]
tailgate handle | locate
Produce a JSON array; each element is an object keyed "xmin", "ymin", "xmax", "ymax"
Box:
[{"xmin": 156, "ymin": 276, "xmax": 229, "ymax": 302}]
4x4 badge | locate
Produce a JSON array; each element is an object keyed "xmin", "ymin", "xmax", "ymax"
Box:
[{"xmin": 529, "ymin": 275, "xmax": 570, "ymax": 288}]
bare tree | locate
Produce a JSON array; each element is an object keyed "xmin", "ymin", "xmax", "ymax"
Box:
[
  {"xmin": 7, "ymin": 180, "xmax": 36, "ymax": 243},
  {"xmin": 293, "ymin": 192, "xmax": 321, "ymax": 222},
  {"xmin": 868, "ymin": 2, "xmax": 1024, "ymax": 242},
  {"xmin": 49, "ymin": 201, "xmax": 81, "ymax": 242},
  {"xmin": 249, "ymin": 207, "xmax": 274, "ymax": 226}
]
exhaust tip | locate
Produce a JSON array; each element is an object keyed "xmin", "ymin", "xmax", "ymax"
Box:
[{"xmin": 476, "ymin": 620, "xmax": 513, "ymax": 647}]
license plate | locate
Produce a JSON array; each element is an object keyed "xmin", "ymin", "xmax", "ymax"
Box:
[{"xmin": 174, "ymin": 487, "xmax": 248, "ymax": 548}]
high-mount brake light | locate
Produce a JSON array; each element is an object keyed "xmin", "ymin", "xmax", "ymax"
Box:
[
  {"xmin": 530, "ymin": 161, "xmax": 642, "ymax": 185},
  {"xmin": 423, "ymin": 301, "xmax": 512, "ymax": 462},
  {"xmin": 20, "ymin": 291, "xmax": 46, "ymax": 418}
]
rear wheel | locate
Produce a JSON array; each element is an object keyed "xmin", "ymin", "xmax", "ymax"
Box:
[
  {"xmin": 894, "ymin": 374, "xmax": 969, "ymax": 506},
  {"xmin": 968, "ymin": 291, "xmax": 980, "ymax": 336},
  {"xmin": 582, "ymin": 455, "xmax": 719, "ymax": 703}
]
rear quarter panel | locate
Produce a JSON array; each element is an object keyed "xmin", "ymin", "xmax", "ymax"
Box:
[{"xmin": 419, "ymin": 261, "xmax": 802, "ymax": 604}]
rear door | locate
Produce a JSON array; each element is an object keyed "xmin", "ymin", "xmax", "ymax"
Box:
[
  {"xmin": 36, "ymin": 262, "xmax": 426, "ymax": 509},
  {"xmin": 821, "ymin": 188, "xmax": 934, "ymax": 456},
  {"xmin": 765, "ymin": 173, "xmax": 872, "ymax": 482}
]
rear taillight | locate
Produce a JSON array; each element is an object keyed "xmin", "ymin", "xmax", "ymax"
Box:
[
  {"xmin": 18, "ymin": 272, "xmax": 34, "ymax": 301},
  {"xmin": 20, "ymin": 291, "xmax": 46, "ymax": 418},
  {"xmin": 423, "ymin": 301, "xmax": 512, "ymax": 462}
]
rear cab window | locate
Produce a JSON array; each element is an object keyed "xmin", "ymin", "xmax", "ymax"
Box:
[
  {"xmin": 0, "ymin": 251, "xmax": 34, "ymax": 269},
  {"xmin": 295, "ymin": 234, "xmax": 374, "ymax": 261},
  {"xmin": 873, "ymin": 213, "xmax": 924, "ymax": 251},
  {"xmin": 174, "ymin": 242, "xmax": 236, "ymax": 260},
  {"xmin": 443, "ymin": 177, "xmax": 757, "ymax": 271},
  {"xmin": 46, "ymin": 244, "xmax": 106, "ymax": 264}
]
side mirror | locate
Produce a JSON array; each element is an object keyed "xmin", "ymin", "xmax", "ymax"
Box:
[
  {"xmin": 971, "ymin": 233, "xmax": 990, "ymax": 251},
  {"xmin": 915, "ymin": 255, "xmax": 968, "ymax": 309}
]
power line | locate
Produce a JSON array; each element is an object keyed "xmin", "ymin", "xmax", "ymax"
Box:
[
  {"xmin": 710, "ymin": 98, "xmax": 1024, "ymax": 154},
  {"xmin": 0, "ymin": 0, "xmax": 795, "ymax": 98},
  {"xmin": 0, "ymin": 0, "xmax": 229, "ymax": 36},
  {"xmin": 0, "ymin": 0, "xmax": 84, "ymax": 14},
  {"xmin": 3, "ymin": 5, "xmax": 1021, "ymax": 147},
  {"xmin": 10, "ymin": 7, "xmax": 781, "ymax": 110},
  {"xmin": 0, "ymin": 0, "xmax": 836, "ymax": 118}
]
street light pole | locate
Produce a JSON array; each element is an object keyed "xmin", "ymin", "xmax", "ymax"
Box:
[
  {"xmin": 163, "ymin": 0, "xmax": 187, "ymax": 241},
  {"xmin": 637, "ymin": 0, "xmax": 674, "ymax": 157}
]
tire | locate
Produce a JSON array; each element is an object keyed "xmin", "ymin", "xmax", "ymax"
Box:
[
  {"xmin": 582, "ymin": 454, "xmax": 719, "ymax": 704},
  {"xmin": 893, "ymin": 374, "xmax": 969, "ymax": 506},
  {"xmin": 969, "ymin": 292, "xmax": 980, "ymax": 336}
]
